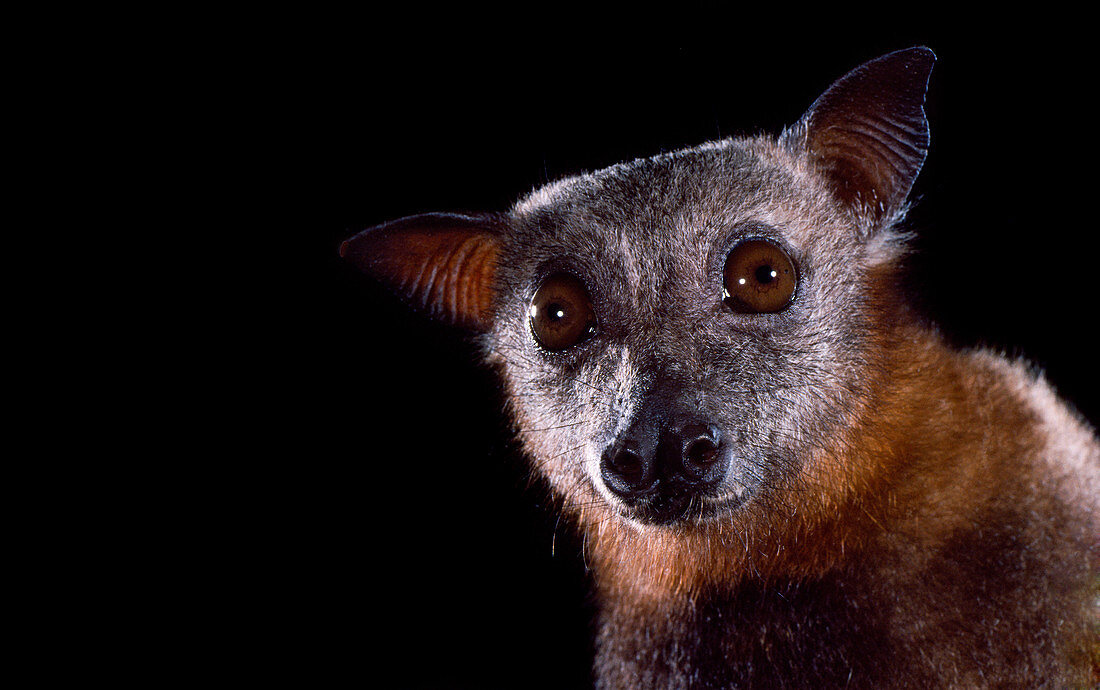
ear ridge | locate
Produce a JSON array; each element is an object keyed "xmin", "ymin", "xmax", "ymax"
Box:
[
  {"xmin": 341, "ymin": 212, "xmax": 502, "ymax": 331},
  {"xmin": 428, "ymin": 230, "xmax": 498, "ymax": 328},
  {"xmin": 789, "ymin": 46, "xmax": 935, "ymax": 228}
]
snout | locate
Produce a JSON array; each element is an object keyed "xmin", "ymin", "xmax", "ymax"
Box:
[{"xmin": 600, "ymin": 418, "xmax": 733, "ymax": 524}]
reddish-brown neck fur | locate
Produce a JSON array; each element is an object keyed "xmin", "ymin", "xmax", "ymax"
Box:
[{"xmin": 575, "ymin": 288, "xmax": 1097, "ymax": 686}]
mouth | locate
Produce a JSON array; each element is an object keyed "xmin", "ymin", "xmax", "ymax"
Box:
[{"xmin": 625, "ymin": 483, "xmax": 756, "ymax": 526}]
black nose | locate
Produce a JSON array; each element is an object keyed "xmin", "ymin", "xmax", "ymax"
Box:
[{"xmin": 600, "ymin": 420, "xmax": 729, "ymax": 499}]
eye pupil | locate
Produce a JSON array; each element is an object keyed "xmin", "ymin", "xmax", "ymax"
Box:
[
  {"xmin": 723, "ymin": 239, "xmax": 797, "ymax": 313},
  {"xmin": 755, "ymin": 265, "xmax": 777, "ymax": 284}
]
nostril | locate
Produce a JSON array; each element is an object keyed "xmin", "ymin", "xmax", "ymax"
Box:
[
  {"xmin": 601, "ymin": 443, "xmax": 654, "ymax": 497},
  {"xmin": 679, "ymin": 423, "xmax": 724, "ymax": 480},
  {"xmin": 685, "ymin": 438, "xmax": 719, "ymax": 467},
  {"xmin": 610, "ymin": 448, "xmax": 646, "ymax": 482}
]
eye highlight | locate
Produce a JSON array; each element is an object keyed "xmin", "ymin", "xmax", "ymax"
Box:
[
  {"xmin": 723, "ymin": 239, "xmax": 797, "ymax": 313},
  {"xmin": 530, "ymin": 272, "xmax": 597, "ymax": 351}
]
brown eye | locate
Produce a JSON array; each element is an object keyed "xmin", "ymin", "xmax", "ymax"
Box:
[
  {"xmin": 530, "ymin": 273, "xmax": 597, "ymax": 351},
  {"xmin": 723, "ymin": 239, "xmax": 797, "ymax": 313}
]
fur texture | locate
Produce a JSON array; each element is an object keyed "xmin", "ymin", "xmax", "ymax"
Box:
[{"xmin": 343, "ymin": 48, "xmax": 1099, "ymax": 687}]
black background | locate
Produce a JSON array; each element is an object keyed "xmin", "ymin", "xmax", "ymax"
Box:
[{"xmin": 264, "ymin": 14, "xmax": 1097, "ymax": 689}]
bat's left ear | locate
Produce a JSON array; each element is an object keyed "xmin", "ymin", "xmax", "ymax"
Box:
[
  {"xmin": 340, "ymin": 212, "xmax": 503, "ymax": 331},
  {"xmin": 784, "ymin": 46, "xmax": 935, "ymax": 231}
]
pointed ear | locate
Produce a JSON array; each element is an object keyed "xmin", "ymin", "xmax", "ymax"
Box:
[
  {"xmin": 785, "ymin": 47, "xmax": 935, "ymax": 228},
  {"xmin": 340, "ymin": 212, "xmax": 503, "ymax": 331}
]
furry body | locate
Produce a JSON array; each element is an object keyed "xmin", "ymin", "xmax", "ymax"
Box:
[
  {"xmin": 343, "ymin": 48, "xmax": 1099, "ymax": 687},
  {"xmin": 589, "ymin": 332, "xmax": 1098, "ymax": 687}
]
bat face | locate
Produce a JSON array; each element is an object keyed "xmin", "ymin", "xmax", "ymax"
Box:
[
  {"xmin": 343, "ymin": 48, "xmax": 935, "ymax": 531},
  {"xmin": 341, "ymin": 48, "xmax": 928, "ymax": 534},
  {"xmin": 484, "ymin": 139, "xmax": 888, "ymax": 527}
]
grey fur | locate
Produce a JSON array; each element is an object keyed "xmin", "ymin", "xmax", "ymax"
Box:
[{"xmin": 488, "ymin": 133, "xmax": 893, "ymax": 525}]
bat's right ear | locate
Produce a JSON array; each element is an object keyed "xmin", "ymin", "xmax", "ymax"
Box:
[
  {"xmin": 783, "ymin": 46, "xmax": 935, "ymax": 233},
  {"xmin": 340, "ymin": 212, "xmax": 503, "ymax": 331}
]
